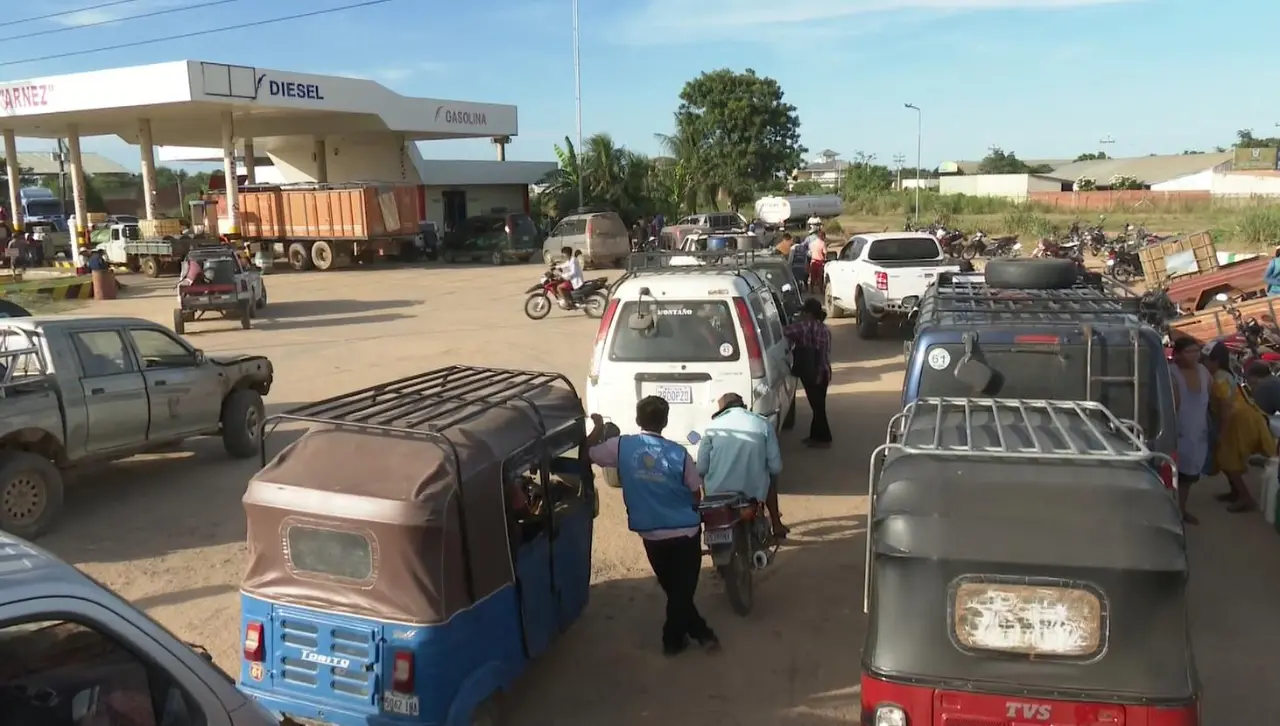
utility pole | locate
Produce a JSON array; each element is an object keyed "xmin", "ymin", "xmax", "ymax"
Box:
[
  {"xmin": 904, "ymin": 104, "xmax": 922, "ymax": 221},
  {"xmin": 1100, "ymin": 136, "xmax": 1115, "ymax": 155},
  {"xmin": 572, "ymin": 0, "xmax": 584, "ymax": 209},
  {"xmin": 56, "ymin": 139, "xmax": 68, "ymax": 221},
  {"xmin": 893, "ymin": 153, "xmax": 905, "ymax": 190}
]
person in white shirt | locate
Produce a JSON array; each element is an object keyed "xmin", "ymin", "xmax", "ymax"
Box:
[{"xmin": 555, "ymin": 246, "xmax": 585, "ymax": 307}]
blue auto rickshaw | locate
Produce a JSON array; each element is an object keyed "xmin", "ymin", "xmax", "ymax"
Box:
[{"xmin": 238, "ymin": 365, "xmax": 598, "ymax": 726}]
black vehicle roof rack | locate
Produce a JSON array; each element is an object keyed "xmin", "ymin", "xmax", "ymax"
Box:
[
  {"xmin": 926, "ymin": 275, "xmax": 1144, "ymax": 318},
  {"xmin": 625, "ymin": 250, "xmax": 763, "ymax": 271},
  {"xmin": 864, "ymin": 396, "xmax": 1176, "ymax": 612},
  {"xmin": 262, "ymin": 365, "xmax": 577, "ymax": 454}
]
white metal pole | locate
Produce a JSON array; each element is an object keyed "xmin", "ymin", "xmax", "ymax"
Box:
[
  {"xmin": 572, "ymin": 0, "xmax": 584, "ymax": 209},
  {"xmin": 905, "ymin": 104, "xmax": 922, "ymax": 221}
]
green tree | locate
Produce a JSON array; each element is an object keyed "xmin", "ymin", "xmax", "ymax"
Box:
[
  {"xmin": 673, "ymin": 68, "xmax": 806, "ymax": 211},
  {"xmin": 978, "ymin": 148, "xmax": 1053, "ymax": 174},
  {"xmin": 841, "ymin": 152, "xmax": 893, "ymax": 198},
  {"xmin": 537, "ymin": 133, "xmax": 660, "ymax": 224},
  {"xmin": 1074, "ymin": 151, "xmax": 1109, "ymax": 161},
  {"xmin": 0, "ymin": 158, "xmax": 37, "ymax": 188},
  {"xmin": 1235, "ymin": 129, "xmax": 1280, "ymax": 148}
]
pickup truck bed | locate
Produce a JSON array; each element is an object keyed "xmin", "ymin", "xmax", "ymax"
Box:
[
  {"xmin": 1170, "ymin": 295, "xmax": 1280, "ymax": 344},
  {"xmin": 1166, "ymin": 257, "xmax": 1269, "ymax": 312}
]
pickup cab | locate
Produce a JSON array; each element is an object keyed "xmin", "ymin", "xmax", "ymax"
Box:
[
  {"xmin": 823, "ymin": 232, "xmax": 963, "ymax": 338},
  {"xmin": 0, "ymin": 316, "xmax": 273, "ymax": 538}
]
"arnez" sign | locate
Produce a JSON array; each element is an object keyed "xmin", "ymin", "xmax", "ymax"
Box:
[{"xmin": 0, "ymin": 84, "xmax": 52, "ymax": 111}]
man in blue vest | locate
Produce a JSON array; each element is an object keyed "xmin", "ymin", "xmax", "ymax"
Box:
[{"xmin": 587, "ymin": 397, "xmax": 720, "ymax": 656}]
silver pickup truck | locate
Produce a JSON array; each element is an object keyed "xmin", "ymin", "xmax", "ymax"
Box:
[{"xmin": 0, "ymin": 316, "xmax": 273, "ymax": 539}]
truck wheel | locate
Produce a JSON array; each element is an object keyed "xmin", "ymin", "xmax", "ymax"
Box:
[
  {"xmin": 256, "ymin": 286, "xmax": 267, "ymax": 309},
  {"xmin": 240, "ymin": 302, "xmax": 252, "ymax": 329},
  {"xmin": 141, "ymin": 255, "xmax": 160, "ymax": 278},
  {"xmin": 856, "ymin": 293, "xmax": 878, "ymax": 340},
  {"xmin": 172, "ymin": 308, "xmax": 185, "ymax": 335},
  {"xmin": 491, "ymin": 249, "xmax": 505, "ymax": 266},
  {"xmin": 602, "ymin": 468, "xmax": 622, "ymax": 489},
  {"xmin": 824, "ymin": 281, "xmax": 847, "ymax": 319},
  {"xmin": 781, "ymin": 393, "xmax": 797, "ymax": 430},
  {"xmin": 311, "ymin": 241, "xmax": 336, "ymax": 270},
  {"xmin": 0, "ymin": 451, "xmax": 65, "ymax": 540},
  {"xmin": 288, "ymin": 242, "xmax": 313, "ymax": 271},
  {"xmin": 221, "ymin": 389, "xmax": 265, "ymax": 459}
]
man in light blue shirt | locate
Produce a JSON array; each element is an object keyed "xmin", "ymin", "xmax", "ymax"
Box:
[
  {"xmin": 1265, "ymin": 246, "xmax": 1280, "ymax": 296},
  {"xmin": 696, "ymin": 393, "xmax": 788, "ymax": 538}
]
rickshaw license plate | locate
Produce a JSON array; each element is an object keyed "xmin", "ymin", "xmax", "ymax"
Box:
[
  {"xmin": 704, "ymin": 529, "xmax": 733, "ymax": 545},
  {"xmin": 382, "ymin": 692, "xmax": 419, "ymax": 716},
  {"xmin": 655, "ymin": 385, "xmax": 692, "ymax": 404}
]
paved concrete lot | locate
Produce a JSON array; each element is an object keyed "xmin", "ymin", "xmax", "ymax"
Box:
[{"xmin": 32, "ymin": 263, "xmax": 1280, "ymax": 724}]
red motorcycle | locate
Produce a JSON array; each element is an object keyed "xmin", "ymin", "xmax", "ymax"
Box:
[
  {"xmin": 522, "ymin": 264, "xmax": 610, "ymax": 320},
  {"xmin": 1206, "ymin": 294, "xmax": 1280, "ymax": 375}
]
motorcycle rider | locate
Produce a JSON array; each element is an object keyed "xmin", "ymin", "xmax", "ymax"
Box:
[
  {"xmin": 554, "ymin": 246, "xmax": 584, "ymax": 308},
  {"xmin": 696, "ymin": 393, "xmax": 787, "ymax": 539}
]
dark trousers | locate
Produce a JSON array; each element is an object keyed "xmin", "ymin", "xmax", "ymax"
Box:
[
  {"xmin": 642, "ymin": 534, "xmax": 713, "ymax": 648},
  {"xmin": 802, "ymin": 376, "xmax": 832, "ymax": 443}
]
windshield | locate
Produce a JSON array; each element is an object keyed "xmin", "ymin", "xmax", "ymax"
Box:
[
  {"xmin": 750, "ymin": 262, "xmax": 795, "ymax": 292},
  {"xmin": 608, "ymin": 300, "xmax": 740, "ymax": 363},
  {"xmin": 867, "ymin": 237, "xmax": 940, "ymax": 262},
  {"xmin": 24, "ymin": 200, "xmax": 62, "ymax": 217}
]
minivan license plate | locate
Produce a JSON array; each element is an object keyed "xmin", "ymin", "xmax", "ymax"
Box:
[
  {"xmin": 383, "ymin": 692, "xmax": 419, "ymax": 716},
  {"xmin": 654, "ymin": 384, "xmax": 692, "ymax": 404}
]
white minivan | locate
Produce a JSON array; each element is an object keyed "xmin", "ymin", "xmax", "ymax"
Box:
[{"xmin": 585, "ymin": 265, "xmax": 798, "ymax": 487}]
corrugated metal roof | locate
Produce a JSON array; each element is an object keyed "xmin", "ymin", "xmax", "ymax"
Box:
[
  {"xmin": 1046, "ymin": 152, "xmax": 1233, "ymax": 185},
  {"xmin": 13, "ymin": 151, "xmax": 133, "ymax": 175},
  {"xmin": 951, "ymin": 159, "xmax": 1071, "ymax": 175}
]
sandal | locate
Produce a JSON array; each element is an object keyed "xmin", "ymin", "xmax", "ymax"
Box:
[
  {"xmin": 1215, "ymin": 491, "xmax": 1241, "ymax": 502},
  {"xmin": 1226, "ymin": 501, "xmax": 1258, "ymax": 513},
  {"xmin": 772, "ymin": 523, "xmax": 790, "ymax": 540}
]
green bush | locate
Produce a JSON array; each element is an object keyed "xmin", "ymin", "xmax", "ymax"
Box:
[
  {"xmin": 823, "ymin": 218, "xmax": 844, "ymax": 234},
  {"xmin": 843, "ymin": 190, "xmax": 1024, "ymax": 218},
  {"xmin": 1000, "ymin": 206, "xmax": 1055, "ymax": 238},
  {"xmin": 1235, "ymin": 206, "xmax": 1280, "ymax": 248}
]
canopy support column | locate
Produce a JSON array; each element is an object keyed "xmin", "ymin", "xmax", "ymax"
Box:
[
  {"xmin": 137, "ymin": 118, "xmax": 157, "ymax": 220},
  {"xmin": 66, "ymin": 126, "xmax": 87, "ymax": 267},
  {"xmin": 220, "ymin": 111, "xmax": 239, "ymax": 237},
  {"xmin": 243, "ymin": 138, "xmax": 256, "ymax": 185},
  {"xmin": 314, "ymin": 138, "xmax": 328, "ymax": 183},
  {"xmin": 3, "ymin": 130, "xmax": 22, "ymax": 233}
]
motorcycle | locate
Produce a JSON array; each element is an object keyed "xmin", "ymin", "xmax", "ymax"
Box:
[
  {"xmin": 1214, "ymin": 293, "xmax": 1280, "ymax": 375},
  {"xmin": 935, "ymin": 227, "xmax": 967, "ymax": 258},
  {"xmin": 967, "ymin": 231, "xmax": 1020, "ymax": 259},
  {"xmin": 688, "ymin": 433, "xmax": 777, "ymax": 616},
  {"xmin": 523, "ymin": 266, "xmax": 610, "ymax": 320},
  {"xmin": 1085, "ymin": 215, "xmax": 1108, "ymax": 256},
  {"xmin": 1105, "ymin": 242, "xmax": 1143, "ymax": 283}
]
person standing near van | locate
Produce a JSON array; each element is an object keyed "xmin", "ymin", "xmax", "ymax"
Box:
[
  {"xmin": 586, "ymin": 400, "xmax": 721, "ymax": 656},
  {"xmin": 1169, "ymin": 337, "xmax": 1210, "ymax": 524},
  {"xmin": 784, "ymin": 298, "xmax": 833, "ymax": 448},
  {"xmin": 808, "ymin": 230, "xmax": 828, "ymax": 294}
]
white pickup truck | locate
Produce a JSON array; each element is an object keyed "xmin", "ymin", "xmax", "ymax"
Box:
[{"xmin": 823, "ymin": 232, "xmax": 963, "ymax": 339}]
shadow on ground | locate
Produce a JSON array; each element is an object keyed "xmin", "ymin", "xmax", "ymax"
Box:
[
  {"xmin": 252, "ymin": 312, "xmax": 412, "ymax": 331},
  {"xmin": 503, "ymin": 514, "xmax": 869, "ymax": 725},
  {"xmin": 258, "ymin": 298, "xmax": 421, "ymax": 318}
]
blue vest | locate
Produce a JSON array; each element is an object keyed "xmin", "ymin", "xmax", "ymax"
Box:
[{"xmin": 618, "ymin": 434, "xmax": 700, "ymax": 532}]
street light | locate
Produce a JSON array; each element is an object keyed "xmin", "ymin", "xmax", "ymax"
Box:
[
  {"xmin": 572, "ymin": 0, "xmax": 584, "ymax": 209},
  {"xmin": 904, "ymin": 103, "xmax": 921, "ymax": 221}
]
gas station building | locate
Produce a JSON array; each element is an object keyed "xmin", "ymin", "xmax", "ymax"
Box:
[{"xmin": 0, "ymin": 60, "xmax": 555, "ymax": 264}]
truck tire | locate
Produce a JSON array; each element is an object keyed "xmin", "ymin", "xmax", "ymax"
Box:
[
  {"xmin": 288, "ymin": 242, "xmax": 313, "ymax": 271},
  {"xmin": 311, "ymin": 241, "xmax": 336, "ymax": 270},
  {"xmin": 141, "ymin": 255, "xmax": 160, "ymax": 278},
  {"xmin": 984, "ymin": 258, "xmax": 1077, "ymax": 290},
  {"xmin": 240, "ymin": 302, "xmax": 252, "ymax": 329},
  {"xmin": 856, "ymin": 292, "xmax": 878, "ymax": 339},
  {"xmin": 172, "ymin": 308, "xmax": 185, "ymax": 335},
  {"xmin": 824, "ymin": 280, "xmax": 847, "ymax": 319},
  {"xmin": 602, "ymin": 468, "xmax": 622, "ymax": 489},
  {"xmin": 221, "ymin": 388, "xmax": 265, "ymax": 459},
  {"xmin": 0, "ymin": 450, "xmax": 65, "ymax": 540}
]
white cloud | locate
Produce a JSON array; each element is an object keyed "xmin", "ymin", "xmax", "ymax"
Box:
[
  {"xmin": 618, "ymin": 0, "xmax": 1140, "ymax": 44},
  {"xmin": 334, "ymin": 62, "xmax": 451, "ymax": 83},
  {"xmin": 54, "ymin": 0, "xmax": 186, "ymax": 27}
]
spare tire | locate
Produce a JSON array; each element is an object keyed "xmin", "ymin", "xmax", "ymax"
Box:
[{"xmin": 984, "ymin": 258, "xmax": 1077, "ymax": 290}]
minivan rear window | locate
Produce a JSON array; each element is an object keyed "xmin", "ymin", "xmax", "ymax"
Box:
[
  {"xmin": 285, "ymin": 525, "xmax": 375, "ymax": 582},
  {"xmin": 868, "ymin": 237, "xmax": 940, "ymax": 262},
  {"xmin": 609, "ymin": 300, "xmax": 740, "ymax": 362}
]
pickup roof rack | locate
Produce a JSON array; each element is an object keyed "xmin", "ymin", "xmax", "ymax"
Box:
[
  {"xmin": 0, "ymin": 326, "xmax": 49, "ymax": 396},
  {"xmin": 864, "ymin": 396, "xmax": 1176, "ymax": 611},
  {"xmin": 615, "ymin": 251, "xmax": 769, "ymax": 292},
  {"xmin": 921, "ymin": 273, "xmax": 1147, "ymax": 324}
]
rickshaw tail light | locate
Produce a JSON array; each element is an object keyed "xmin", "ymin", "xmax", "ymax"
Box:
[
  {"xmin": 392, "ymin": 650, "xmax": 415, "ymax": 693},
  {"xmin": 243, "ymin": 621, "xmax": 264, "ymax": 662},
  {"xmin": 953, "ymin": 582, "xmax": 1103, "ymax": 657}
]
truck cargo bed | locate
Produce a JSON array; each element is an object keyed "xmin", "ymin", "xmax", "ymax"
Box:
[
  {"xmin": 206, "ymin": 184, "xmax": 418, "ymax": 241},
  {"xmin": 1170, "ymin": 295, "xmax": 1280, "ymax": 343}
]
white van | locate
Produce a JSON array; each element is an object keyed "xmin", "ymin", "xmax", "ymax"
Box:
[{"xmin": 585, "ymin": 264, "xmax": 798, "ymax": 487}]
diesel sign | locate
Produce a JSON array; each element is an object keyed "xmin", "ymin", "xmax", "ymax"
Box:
[{"xmin": 434, "ymin": 106, "xmax": 487, "ymax": 126}]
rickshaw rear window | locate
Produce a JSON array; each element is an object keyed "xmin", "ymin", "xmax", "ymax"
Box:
[{"xmin": 285, "ymin": 526, "xmax": 374, "ymax": 581}]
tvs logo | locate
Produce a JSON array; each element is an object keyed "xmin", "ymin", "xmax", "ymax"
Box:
[{"xmin": 434, "ymin": 105, "xmax": 487, "ymax": 126}]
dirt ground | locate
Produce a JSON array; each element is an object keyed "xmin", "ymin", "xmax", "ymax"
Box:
[{"xmin": 30, "ymin": 263, "xmax": 1280, "ymax": 724}]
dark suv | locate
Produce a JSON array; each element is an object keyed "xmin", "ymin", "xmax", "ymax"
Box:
[
  {"xmin": 902, "ymin": 260, "xmax": 1177, "ymax": 486},
  {"xmin": 441, "ymin": 212, "xmax": 540, "ymax": 265}
]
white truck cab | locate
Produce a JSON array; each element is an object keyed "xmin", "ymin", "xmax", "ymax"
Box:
[
  {"xmin": 585, "ymin": 262, "xmax": 797, "ymax": 487},
  {"xmin": 823, "ymin": 232, "xmax": 963, "ymax": 339}
]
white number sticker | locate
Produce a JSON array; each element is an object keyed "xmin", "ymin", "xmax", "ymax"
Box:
[
  {"xmin": 719, "ymin": 343, "xmax": 733, "ymax": 357},
  {"xmin": 927, "ymin": 348, "xmax": 951, "ymax": 370}
]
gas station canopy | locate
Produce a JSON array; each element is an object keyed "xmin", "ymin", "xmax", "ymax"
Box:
[{"xmin": 0, "ymin": 60, "xmax": 517, "ymax": 145}]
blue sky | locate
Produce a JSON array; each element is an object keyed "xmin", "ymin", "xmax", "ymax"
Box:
[{"xmin": 1, "ymin": 0, "xmax": 1275, "ymax": 171}]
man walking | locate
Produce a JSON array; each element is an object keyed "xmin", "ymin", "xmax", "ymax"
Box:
[{"xmin": 587, "ymin": 398, "xmax": 720, "ymax": 656}]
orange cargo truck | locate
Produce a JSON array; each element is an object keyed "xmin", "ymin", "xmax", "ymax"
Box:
[{"xmin": 203, "ymin": 183, "xmax": 421, "ymax": 271}]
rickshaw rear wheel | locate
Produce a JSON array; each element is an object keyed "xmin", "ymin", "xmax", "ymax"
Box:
[
  {"xmin": 602, "ymin": 468, "xmax": 621, "ymax": 489},
  {"xmin": 719, "ymin": 536, "xmax": 754, "ymax": 616}
]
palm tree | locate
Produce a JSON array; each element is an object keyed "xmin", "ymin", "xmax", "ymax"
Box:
[{"xmin": 655, "ymin": 124, "xmax": 714, "ymax": 214}]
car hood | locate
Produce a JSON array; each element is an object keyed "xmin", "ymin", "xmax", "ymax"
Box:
[{"xmin": 209, "ymin": 353, "xmax": 271, "ymax": 368}]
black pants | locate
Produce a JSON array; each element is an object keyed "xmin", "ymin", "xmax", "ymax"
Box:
[
  {"xmin": 642, "ymin": 534, "xmax": 713, "ymax": 648},
  {"xmin": 802, "ymin": 376, "xmax": 832, "ymax": 443}
]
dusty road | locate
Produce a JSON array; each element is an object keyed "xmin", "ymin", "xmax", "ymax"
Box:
[{"xmin": 31, "ymin": 263, "xmax": 1280, "ymax": 724}]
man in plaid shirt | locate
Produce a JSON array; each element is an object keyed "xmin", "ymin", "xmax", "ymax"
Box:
[{"xmin": 783, "ymin": 298, "xmax": 833, "ymax": 447}]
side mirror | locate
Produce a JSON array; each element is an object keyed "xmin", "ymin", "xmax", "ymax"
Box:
[
  {"xmin": 781, "ymin": 283, "xmax": 793, "ymax": 292},
  {"xmin": 193, "ymin": 349, "xmax": 206, "ymax": 362},
  {"xmin": 71, "ymin": 687, "xmax": 99, "ymax": 721},
  {"xmin": 1215, "ymin": 293, "xmax": 1230, "ymax": 302}
]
